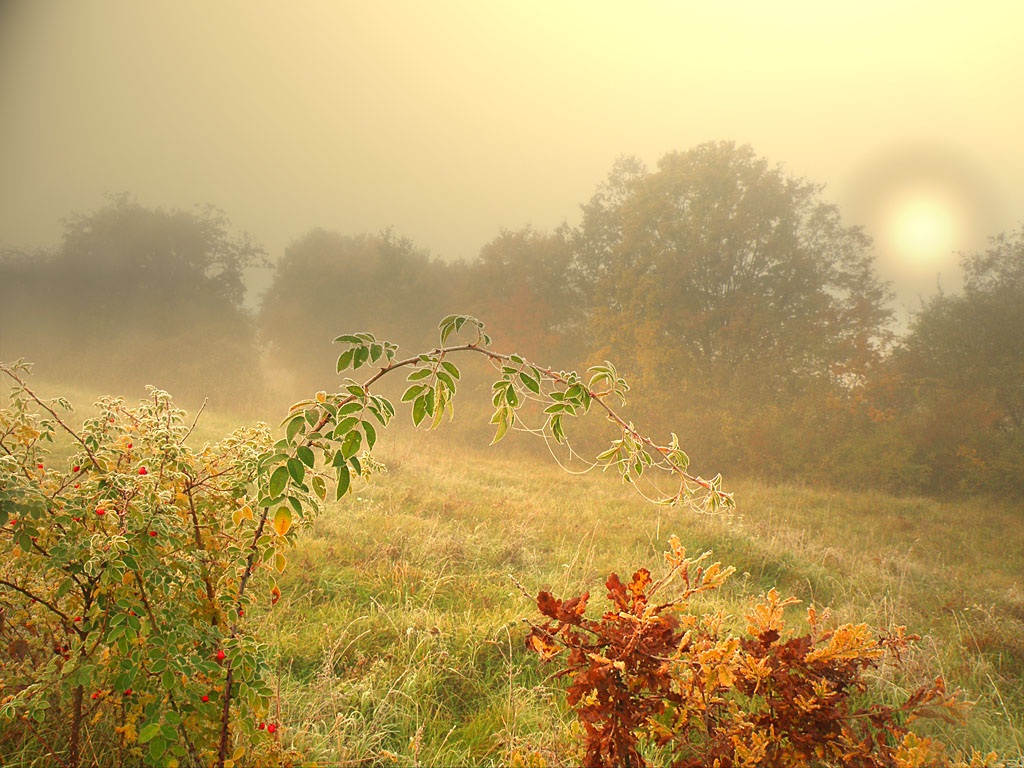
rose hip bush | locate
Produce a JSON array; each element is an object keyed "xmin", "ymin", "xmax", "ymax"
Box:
[{"xmin": 0, "ymin": 368, "xmax": 288, "ymax": 766}]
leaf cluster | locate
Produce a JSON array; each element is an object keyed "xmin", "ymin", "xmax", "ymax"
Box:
[{"xmin": 526, "ymin": 537, "xmax": 1000, "ymax": 768}]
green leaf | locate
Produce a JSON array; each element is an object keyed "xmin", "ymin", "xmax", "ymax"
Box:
[
  {"xmin": 412, "ymin": 395, "xmax": 427, "ymax": 426},
  {"xmin": 435, "ymin": 371, "xmax": 456, "ymax": 392},
  {"xmin": 333, "ymin": 334, "xmax": 362, "ymax": 344},
  {"xmin": 286, "ymin": 415, "xmax": 305, "ymax": 443},
  {"xmin": 491, "ymin": 413, "xmax": 510, "ymax": 445},
  {"xmin": 138, "ymin": 722, "xmax": 161, "ymax": 744},
  {"xmin": 341, "ymin": 430, "xmax": 362, "ymax": 460},
  {"xmin": 335, "ymin": 464, "xmax": 350, "ymax": 499},
  {"xmin": 551, "ymin": 415, "xmax": 565, "ymax": 443},
  {"xmin": 353, "ymin": 346, "xmax": 370, "ymax": 369},
  {"xmin": 402, "ymin": 384, "xmax": 427, "ymax": 402},
  {"xmin": 362, "ymin": 420, "xmax": 376, "ymax": 450},
  {"xmin": 311, "ymin": 475, "xmax": 327, "ymax": 501},
  {"xmin": 148, "ymin": 736, "xmax": 167, "ymax": 762},
  {"xmin": 286, "ymin": 457, "xmax": 305, "ymax": 485},
  {"xmin": 336, "ymin": 349, "xmax": 354, "ymax": 372},
  {"xmin": 333, "ymin": 416, "xmax": 358, "ymax": 438},
  {"xmin": 296, "ymin": 445, "xmax": 315, "ymax": 468},
  {"xmin": 268, "ymin": 466, "xmax": 289, "ymax": 498},
  {"xmin": 519, "ymin": 372, "xmax": 540, "ymax": 394},
  {"xmin": 337, "ymin": 401, "xmax": 362, "ymax": 417}
]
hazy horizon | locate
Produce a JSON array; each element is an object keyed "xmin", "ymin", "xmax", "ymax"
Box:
[{"xmin": 2, "ymin": 0, "xmax": 1022, "ymax": 318}]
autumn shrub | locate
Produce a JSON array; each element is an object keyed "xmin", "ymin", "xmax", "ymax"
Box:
[
  {"xmin": 525, "ymin": 537, "xmax": 1001, "ymax": 768},
  {"xmin": 0, "ymin": 367, "xmax": 290, "ymax": 766}
]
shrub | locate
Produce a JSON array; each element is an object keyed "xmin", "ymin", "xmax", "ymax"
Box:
[{"xmin": 525, "ymin": 537, "xmax": 998, "ymax": 767}]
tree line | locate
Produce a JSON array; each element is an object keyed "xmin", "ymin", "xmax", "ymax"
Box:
[{"xmin": 1, "ymin": 142, "xmax": 1020, "ymax": 497}]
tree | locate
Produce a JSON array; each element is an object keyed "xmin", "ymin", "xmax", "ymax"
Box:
[
  {"xmin": 893, "ymin": 229, "xmax": 1024, "ymax": 494},
  {"xmin": 258, "ymin": 229, "xmax": 460, "ymax": 397},
  {"xmin": 575, "ymin": 142, "xmax": 892, "ymax": 398},
  {"xmin": 463, "ymin": 227, "xmax": 581, "ymax": 363},
  {"xmin": 0, "ymin": 196, "xmax": 266, "ymax": 408},
  {"xmin": 570, "ymin": 143, "xmax": 894, "ymax": 477}
]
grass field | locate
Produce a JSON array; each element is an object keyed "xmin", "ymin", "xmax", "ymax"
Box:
[
  {"xmin": 10, "ymin": 378, "xmax": 1024, "ymax": 764},
  {"xmin": 256, "ymin": 432, "xmax": 1024, "ymax": 765}
]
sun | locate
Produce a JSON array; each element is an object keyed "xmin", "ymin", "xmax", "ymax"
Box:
[{"xmin": 884, "ymin": 191, "xmax": 960, "ymax": 266}]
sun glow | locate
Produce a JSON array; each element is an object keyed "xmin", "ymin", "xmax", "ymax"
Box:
[{"xmin": 885, "ymin": 192, "xmax": 960, "ymax": 265}]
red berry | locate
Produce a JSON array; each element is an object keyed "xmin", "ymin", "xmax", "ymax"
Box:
[
  {"xmin": 201, "ymin": 695, "xmax": 209, "ymax": 702},
  {"xmin": 37, "ymin": 463, "xmax": 44, "ymax": 469},
  {"xmin": 95, "ymin": 508, "xmax": 105, "ymax": 516},
  {"xmin": 217, "ymin": 649, "xmax": 226, "ymax": 661},
  {"xmin": 258, "ymin": 722, "xmax": 265, "ymax": 730},
  {"xmin": 74, "ymin": 483, "xmax": 80, "ymax": 488},
  {"xmin": 127, "ymin": 443, "xmax": 132, "ymax": 449},
  {"xmin": 73, "ymin": 616, "xmax": 81, "ymax": 622},
  {"xmin": 124, "ymin": 689, "xmax": 131, "ymax": 696},
  {"xmin": 267, "ymin": 723, "xmax": 276, "ymax": 733},
  {"xmin": 138, "ymin": 467, "xmax": 147, "ymax": 475},
  {"xmin": 129, "ymin": 611, "xmax": 136, "ymax": 616},
  {"xmin": 149, "ymin": 531, "xmax": 157, "ymax": 537},
  {"xmin": 73, "ymin": 465, "xmax": 80, "ymax": 472},
  {"xmin": 91, "ymin": 692, "xmax": 98, "ymax": 700}
]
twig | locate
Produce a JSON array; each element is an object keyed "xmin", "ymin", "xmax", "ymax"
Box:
[
  {"xmin": 180, "ymin": 398, "xmax": 208, "ymax": 444},
  {"xmin": 0, "ymin": 365, "xmax": 101, "ymax": 471}
]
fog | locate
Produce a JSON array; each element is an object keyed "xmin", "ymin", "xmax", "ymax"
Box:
[
  {"xmin": 1, "ymin": 1, "xmax": 1020, "ymax": 306},
  {"xmin": 1, "ymin": 1, "xmax": 1022, "ymax": 498}
]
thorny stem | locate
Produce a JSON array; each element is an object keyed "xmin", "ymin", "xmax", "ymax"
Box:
[
  {"xmin": 311, "ymin": 343, "xmax": 725, "ymax": 504},
  {"xmin": 216, "ymin": 506, "xmax": 269, "ymax": 767}
]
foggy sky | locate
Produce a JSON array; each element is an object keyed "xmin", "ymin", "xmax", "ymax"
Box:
[{"xmin": 1, "ymin": 1, "xmax": 1021, "ymax": 313}]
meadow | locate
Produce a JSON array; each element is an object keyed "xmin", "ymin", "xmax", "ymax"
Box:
[
  {"xmin": 258, "ymin": 431, "xmax": 1024, "ymax": 764},
  {"xmin": 6, "ymin": 378, "xmax": 1023, "ymax": 765}
]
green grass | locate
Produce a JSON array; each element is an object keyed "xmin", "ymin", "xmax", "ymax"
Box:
[
  {"xmin": 261, "ymin": 434, "xmax": 1024, "ymax": 765},
  {"xmin": 11, "ymin": 377, "xmax": 1023, "ymax": 763}
]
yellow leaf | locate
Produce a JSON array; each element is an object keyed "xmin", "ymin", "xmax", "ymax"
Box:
[
  {"xmin": 240, "ymin": 504, "xmax": 253, "ymax": 520},
  {"xmin": 275, "ymin": 552, "xmax": 286, "ymax": 573},
  {"xmin": 273, "ymin": 507, "xmax": 292, "ymax": 537},
  {"xmin": 316, "ymin": 390, "xmax": 327, "ymax": 403},
  {"xmin": 232, "ymin": 509, "xmax": 243, "ymax": 526},
  {"xmin": 232, "ymin": 746, "xmax": 245, "ymax": 761}
]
